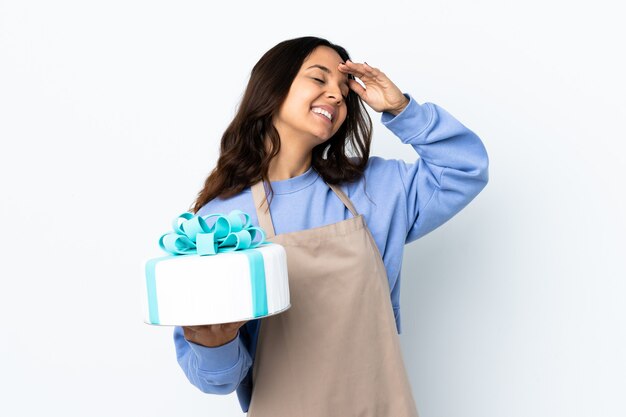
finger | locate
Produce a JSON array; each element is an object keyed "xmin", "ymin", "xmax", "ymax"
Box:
[
  {"xmin": 361, "ymin": 62, "xmax": 385, "ymax": 81},
  {"xmin": 343, "ymin": 59, "xmax": 385, "ymax": 82},
  {"xmin": 338, "ymin": 60, "xmax": 367, "ymax": 79},
  {"xmin": 183, "ymin": 325, "xmax": 201, "ymax": 332},
  {"xmin": 182, "ymin": 326, "xmax": 197, "ymax": 340},
  {"xmin": 220, "ymin": 320, "xmax": 246, "ymax": 331},
  {"xmin": 347, "ymin": 78, "xmax": 367, "ymax": 98}
]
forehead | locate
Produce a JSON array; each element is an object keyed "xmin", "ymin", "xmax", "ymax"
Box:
[
  {"xmin": 300, "ymin": 46, "xmax": 349, "ymax": 82},
  {"xmin": 303, "ymin": 46, "xmax": 344, "ymax": 65}
]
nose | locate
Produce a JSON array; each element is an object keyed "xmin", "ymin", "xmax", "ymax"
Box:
[{"xmin": 326, "ymin": 84, "xmax": 344, "ymax": 104}]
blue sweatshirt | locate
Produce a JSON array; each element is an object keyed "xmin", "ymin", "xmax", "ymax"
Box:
[{"xmin": 173, "ymin": 94, "xmax": 489, "ymax": 412}]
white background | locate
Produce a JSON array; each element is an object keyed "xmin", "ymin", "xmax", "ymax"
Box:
[{"xmin": 1, "ymin": 1, "xmax": 624, "ymax": 416}]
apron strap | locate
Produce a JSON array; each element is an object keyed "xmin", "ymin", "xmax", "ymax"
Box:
[
  {"xmin": 251, "ymin": 180, "xmax": 276, "ymax": 239},
  {"xmin": 249, "ymin": 177, "xmax": 360, "ymax": 239},
  {"xmin": 326, "ymin": 182, "xmax": 359, "ymax": 218}
]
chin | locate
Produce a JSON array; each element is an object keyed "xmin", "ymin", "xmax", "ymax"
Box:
[
  {"xmin": 313, "ymin": 127, "xmax": 336, "ymax": 141},
  {"xmin": 312, "ymin": 134, "xmax": 333, "ymax": 146}
]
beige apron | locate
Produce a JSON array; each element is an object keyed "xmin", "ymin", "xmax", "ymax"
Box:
[{"xmin": 248, "ymin": 180, "xmax": 419, "ymax": 417}]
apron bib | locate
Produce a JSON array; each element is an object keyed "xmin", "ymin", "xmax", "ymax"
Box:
[{"xmin": 248, "ymin": 180, "xmax": 419, "ymax": 417}]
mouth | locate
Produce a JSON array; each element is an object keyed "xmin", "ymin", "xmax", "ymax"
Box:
[{"xmin": 311, "ymin": 106, "xmax": 334, "ymax": 124}]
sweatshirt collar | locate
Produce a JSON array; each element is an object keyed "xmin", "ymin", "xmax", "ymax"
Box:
[{"xmin": 265, "ymin": 165, "xmax": 319, "ymax": 195}]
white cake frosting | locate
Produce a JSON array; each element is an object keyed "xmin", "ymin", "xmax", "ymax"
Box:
[{"xmin": 142, "ymin": 243, "xmax": 290, "ymax": 326}]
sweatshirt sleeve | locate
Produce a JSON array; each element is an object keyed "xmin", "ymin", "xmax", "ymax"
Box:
[
  {"xmin": 173, "ymin": 326, "xmax": 252, "ymax": 395},
  {"xmin": 381, "ymin": 94, "xmax": 489, "ymax": 243}
]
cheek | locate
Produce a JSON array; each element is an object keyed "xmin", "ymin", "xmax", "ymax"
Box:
[
  {"xmin": 338, "ymin": 108, "xmax": 348, "ymax": 125},
  {"xmin": 291, "ymin": 81, "xmax": 315, "ymax": 101}
]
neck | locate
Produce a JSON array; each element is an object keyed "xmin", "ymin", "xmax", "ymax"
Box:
[
  {"xmin": 265, "ymin": 136, "xmax": 313, "ymax": 182},
  {"xmin": 267, "ymin": 150, "xmax": 312, "ymax": 182}
]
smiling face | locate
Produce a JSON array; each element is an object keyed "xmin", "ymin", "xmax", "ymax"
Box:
[{"xmin": 272, "ymin": 46, "xmax": 350, "ymax": 150}]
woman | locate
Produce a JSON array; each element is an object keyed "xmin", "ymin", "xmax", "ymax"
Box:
[{"xmin": 174, "ymin": 36, "xmax": 489, "ymax": 416}]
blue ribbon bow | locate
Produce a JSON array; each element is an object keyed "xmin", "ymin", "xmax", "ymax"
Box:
[{"xmin": 159, "ymin": 210, "xmax": 266, "ymax": 256}]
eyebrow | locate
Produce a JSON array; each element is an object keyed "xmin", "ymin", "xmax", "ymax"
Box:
[{"xmin": 306, "ymin": 64, "xmax": 350, "ymax": 87}]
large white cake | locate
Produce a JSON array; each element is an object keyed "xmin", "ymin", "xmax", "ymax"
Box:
[
  {"xmin": 142, "ymin": 243, "xmax": 290, "ymax": 326},
  {"xmin": 141, "ymin": 210, "xmax": 290, "ymax": 326}
]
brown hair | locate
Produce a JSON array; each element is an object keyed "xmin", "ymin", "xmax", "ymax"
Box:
[{"xmin": 191, "ymin": 36, "xmax": 373, "ymax": 213}]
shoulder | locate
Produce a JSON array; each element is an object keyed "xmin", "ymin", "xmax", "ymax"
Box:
[
  {"xmin": 342, "ymin": 156, "xmax": 409, "ymax": 202},
  {"xmin": 365, "ymin": 155, "xmax": 405, "ymax": 175},
  {"xmin": 346, "ymin": 155, "xmax": 405, "ymax": 176},
  {"xmin": 348, "ymin": 155, "xmax": 408, "ymax": 187},
  {"xmin": 197, "ymin": 189, "xmax": 254, "ymax": 218}
]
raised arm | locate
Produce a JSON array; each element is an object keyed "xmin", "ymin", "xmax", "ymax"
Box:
[
  {"xmin": 339, "ymin": 59, "xmax": 489, "ymax": 243},
  {"xmin": 380, "ymin": 96, "xmax": 489, "ymax": 242}
]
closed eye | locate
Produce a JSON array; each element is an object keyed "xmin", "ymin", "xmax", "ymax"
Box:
[{"xmin": 313, "ymin": 78, "xmax": 348, "ymax": 100}]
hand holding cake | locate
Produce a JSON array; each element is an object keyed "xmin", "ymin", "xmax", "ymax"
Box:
[{"xmin": 182, "ymin": 320, "xmax": 248, "ymax": 348}]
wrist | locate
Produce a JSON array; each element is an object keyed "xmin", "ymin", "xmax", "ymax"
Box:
[
  {"xmin": 198, "ymin": 332, "xmax": 238, "ymax": 348},
  {"xmin": 386, "ymin": 96, "xmax": 410, "ymax": 116}
]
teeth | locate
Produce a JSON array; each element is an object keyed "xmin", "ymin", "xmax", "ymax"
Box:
[{"xmin": 312, "ymin": 107, "xmax": 332, "ymax": 121}]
